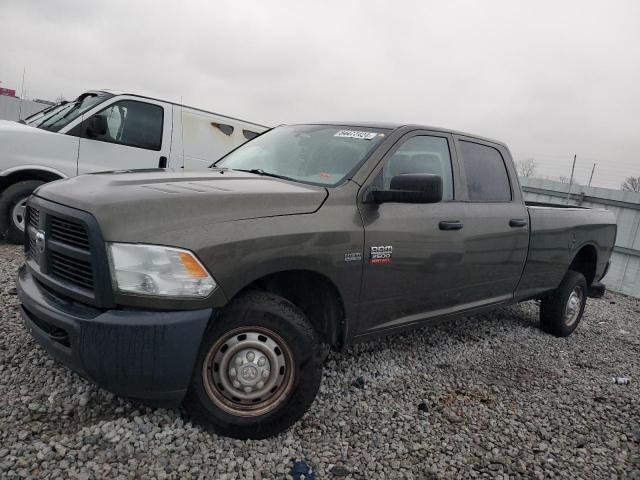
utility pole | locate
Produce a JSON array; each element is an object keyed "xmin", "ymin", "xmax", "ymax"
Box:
[
  {"xmin": 566, "ymin": 154, "xmax": 576, "ymax": 204},
  {"xmin": 588, "ymin": 163, "xmax": 596, "ymax": 187},
  {"xmin": 17, "ymin": 67, "xmax": 26, "ymax": 121}
]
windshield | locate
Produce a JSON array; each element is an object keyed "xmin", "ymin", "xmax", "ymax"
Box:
[
  {"xmin": 25, "ymin": 102, "xmax": 68, "ymax": 127},
  {"xmin": 216, "ymin": 125, "xmax": 387, "ymax": 186},
  {"xmin": 37, "ymin": 93, "xmax": 110, "ymax": 132}
]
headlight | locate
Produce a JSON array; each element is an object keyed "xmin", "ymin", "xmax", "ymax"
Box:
[{"xmin": 107, "ymin": 243, "xmax": 216, "ymax": 298}]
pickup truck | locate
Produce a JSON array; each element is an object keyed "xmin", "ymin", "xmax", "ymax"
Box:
[
  {"xmin": 17, "ymin": 122, "xmax": 616, "ymax": 439},
  {"xmin": 0, "ymin": 90, "xmax": 267, "ymax": 243}
]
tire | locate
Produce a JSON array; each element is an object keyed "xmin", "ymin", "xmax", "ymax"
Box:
[
  {"xmin": 184, "ymin": 290, "xmax": 324, "ymax": 439},
  {"xmin": 0, "ymin": 180, "xmax": 44, "ymax": 244},
  {"xmin": 540, "ymin": 270, "xmax": 588, "ymax": 337}
]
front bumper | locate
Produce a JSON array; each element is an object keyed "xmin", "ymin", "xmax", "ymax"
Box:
[{"xmin": 17, "ymin": 266, "xmax": 212, "ymax": 407}]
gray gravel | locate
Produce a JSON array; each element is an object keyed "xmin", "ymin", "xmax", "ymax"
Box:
[{"xmin": 1, "ymin": 242, "xmax": 639, "ymax": 479}]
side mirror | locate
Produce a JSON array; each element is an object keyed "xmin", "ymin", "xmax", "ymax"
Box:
[
  {"xmin": 85, "ymin": 115, "xmax": 108, "ymax": 138},
  {"xmin": 369, "ymin": 173, "xmax": 443, "ymax": 204}
]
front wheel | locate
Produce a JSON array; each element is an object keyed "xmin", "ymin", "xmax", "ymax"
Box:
[
  {"xmin": 184, "ymin": 290, "xmax": 324, "ymax": 439},
  {"xmin": 540, "ymin": 270, "xmax": 588, "ymax": 337},
  {"xmin": 0, "ymin": 180, "xmax": 44, "ymax": 244}
]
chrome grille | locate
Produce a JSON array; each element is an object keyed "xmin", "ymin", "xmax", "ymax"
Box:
[
  {"xmin": 28, "ymin": 207, "xmax": 40, "ymax": 229},
  {"xmin": 50, "ymin": 250, "xmax": 94, "ymax": 291},
  {"xmin": 25, "ymin": 197, "xmax": 112, "ymax": 307},
  {"xmin": 28, "ymin": 235, "xmax": 38, "ymax": 263},
  {"xmin": 50, "ymin": 216, "xmax": 90, "ymax": 250},
  {"xmin": 26, "ymin": 207, "xmax": 40, "ymax": 263}
]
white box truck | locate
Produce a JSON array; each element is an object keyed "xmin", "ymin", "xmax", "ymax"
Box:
[{"xmin": 0, "ymin": 90, "xmax": 268, "ymax": 243}]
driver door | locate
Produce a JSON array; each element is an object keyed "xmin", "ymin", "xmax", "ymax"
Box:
[
  {"xmin": 356, "ymin": 131, "xmax": 467, "ymax": 334},
  {"xmin": 76, "ymin": 97, "xmax": 172, "ymax": 174}
]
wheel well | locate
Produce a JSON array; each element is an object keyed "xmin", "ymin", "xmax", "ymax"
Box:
[
  {"xmin": 242, "ymin": 270, "xmax": 346, "ymax": 349},
  {"xmin": 569, "ymin": 245, "xmax": 597, "ymax": 286},
  {"xmin": 0, "ymin": 169, "xmax": 63, "ymax": 193}
]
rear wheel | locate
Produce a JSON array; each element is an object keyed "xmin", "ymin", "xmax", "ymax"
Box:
[
  {"xmin": 0, "ymin": 180, "xmax": 44, "ymax": 244},
  {"xmin": 540, "ymin": 270, "xmax": 588, "ymax": 337},
  {"xmin": 184, "ymin": 290, "xmax": 324, "ymax": 439}
]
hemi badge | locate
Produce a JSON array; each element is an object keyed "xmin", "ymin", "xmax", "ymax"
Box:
[{"xmin": 344, "ymin": 252, "xmax": 362, "ymax": 262}]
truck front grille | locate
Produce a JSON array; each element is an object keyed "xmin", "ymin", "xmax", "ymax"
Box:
[
  {"xmin": 50, "ymin": 216, "xmax": 90, "ymax": 250},
  {"xmin": 26, "ymin": 207, "xmax": 40, "ymax": 263},
  {"xmin": 24, "ymin": 197, "xmax": 113, "ymax": 308},
  {"xmin": 28, "ymin": 235, "xmax": 38, "ymax": 261},
  {"xmin": 50, "ymin": 251, "xmax": 94, "ymax": 291},
  {"xmin": 28, "ymin": 207, "xmax": 40, "ymax": 229}
]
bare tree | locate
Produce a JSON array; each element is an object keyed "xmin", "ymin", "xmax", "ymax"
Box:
[
  {"xmin": 54, "ymin": 95, "xmax": 66, "ymax": 103},
  {"xmin": 558, "ymin": 176, "xmax": 581, "ymax": 186},
  {"xmin": 516, "ymin": 158, "xmax": 537, "ymax": 178},
  {"xmin": 621, "ymin": 176, "xmax": 640, "ymax": 192}
]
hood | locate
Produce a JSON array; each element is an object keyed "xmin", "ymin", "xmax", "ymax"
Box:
[
  {"xmin": 35, "ymin": 169, "xmax": 328, "ymax": 241},
  {"xmin": 0, "ymin": 120, "xmax": 77, "ymax": 173}
]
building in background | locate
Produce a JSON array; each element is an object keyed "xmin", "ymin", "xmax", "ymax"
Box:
[
  {"xmin": 0, "ymin": 86, "xmax": 17, "ymax": 97},
  {"xmin": 0, "ymin": 95, "xmax": 48, "ymax": 121},
  {"xmin": 0, "ymin": 81, "xmax": 52, "ymax": 119}
]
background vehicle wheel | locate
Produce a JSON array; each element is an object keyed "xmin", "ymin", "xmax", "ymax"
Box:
[
  {"xmin": 0, "ymin": 180, "xmax": 44, "ymax": 244},
  {"xmin": 184, "ymin": 290, "xmax": 324, "ymax": 439},
  {"xmin": 540, "ymin": 270, "xmax": 588, "ymax": 337}
]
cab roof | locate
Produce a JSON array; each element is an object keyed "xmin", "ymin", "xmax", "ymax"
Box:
[{"xmin": 290, "ymin": 121, "xmax": 508, "ymax": 148}]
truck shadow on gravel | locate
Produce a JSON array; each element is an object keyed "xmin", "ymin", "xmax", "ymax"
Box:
[{"xmin": 329, "ymin": 302, "xmax": 569, "ymax": 394}]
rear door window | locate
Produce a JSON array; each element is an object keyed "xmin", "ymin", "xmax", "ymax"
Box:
[{"xmin": 458, "ymin": 140, "xmax": 511, "ymax": 201}]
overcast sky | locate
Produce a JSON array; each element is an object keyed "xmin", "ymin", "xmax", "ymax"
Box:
[{"xmin": 1, "ymin": 0, "xmax": 638, "ymax": 189}]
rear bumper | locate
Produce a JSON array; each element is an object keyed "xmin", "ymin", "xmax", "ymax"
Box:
[
  {"xmin": 588, "ymin": 281, "xmax": 606, "ymax": 298},
  {"xmin": 17, "ymin": 266, "xmax": 212, "ymax": 407}
]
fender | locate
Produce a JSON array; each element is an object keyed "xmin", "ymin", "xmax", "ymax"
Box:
[
  {"xmin": 0, "ymin": 165, "xmax": 69, "ymax": 179},
  {"xmin": 219, "ymin": 258, "xmax": 347, "ymax": 306}
]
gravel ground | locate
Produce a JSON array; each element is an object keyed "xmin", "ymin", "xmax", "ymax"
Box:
[{"xmin": 1, "ymin": 242, "xmax": 639, "ymax": 479}]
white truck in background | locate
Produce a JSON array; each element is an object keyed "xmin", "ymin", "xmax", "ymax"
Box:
[{"xmin": 0, "ymin": 90, "xmax": 268, "ymax": 243}]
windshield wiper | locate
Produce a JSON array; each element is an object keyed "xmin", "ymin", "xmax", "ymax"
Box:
[{"xmin": 230, "ymin": 168, "xmax": 295, "ymax": 182}]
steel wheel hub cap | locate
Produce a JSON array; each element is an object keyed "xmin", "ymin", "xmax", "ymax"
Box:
[
  {"xmin": 229, "ymin": 348, "xmax": 271, "ymax": 394},
  {"xmin": 203, "ymin": 327, "xmax": 294, "ymax": 417},
  {"xmin": 565, "ymin": 286, "xmax": 583, "ymax": 326},
  {"xmin": 12, "ymin": 198, "xmax": 28, "ymax": 232}
]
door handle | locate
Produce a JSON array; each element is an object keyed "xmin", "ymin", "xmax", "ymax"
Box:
[
  {"xmin": 439, "ymin": 220, "xmax": 464, "ymax": 230},
  {"xmin": 509, "ymin": 218, "xmax": 527, "ymax": 227},
  {"xmin": 158, "ymin": 156, "xmax": 168, "ymax": 168}
]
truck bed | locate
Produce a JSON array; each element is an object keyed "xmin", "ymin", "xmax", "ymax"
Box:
[{"xmin": 515, "ymin": 204, "xmax": 617, "ymax": 300}]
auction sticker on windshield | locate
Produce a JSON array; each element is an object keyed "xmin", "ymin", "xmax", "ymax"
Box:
[{"xmin": 334, "ymin": 130, "xmax": 379, "ymax": 140}]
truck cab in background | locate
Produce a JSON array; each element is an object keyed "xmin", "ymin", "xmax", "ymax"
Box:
[{"xmin": 0, "ymin": 89, "xmax": 267, "ymax": 243}]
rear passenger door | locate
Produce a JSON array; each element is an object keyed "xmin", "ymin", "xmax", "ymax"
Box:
[
  {"xmin": 453, "ymin": 136, "xmax": 529, "ymax": 306},
  {"xmin": 75, "ymin": 97, "xmax": 172, "ymax": 174}
]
